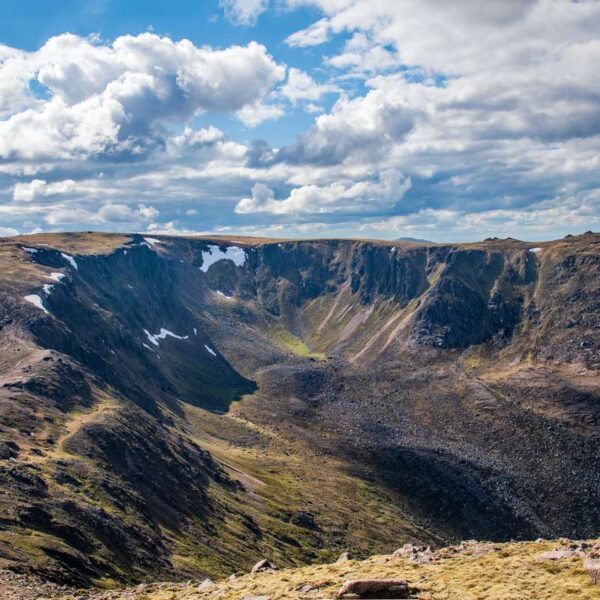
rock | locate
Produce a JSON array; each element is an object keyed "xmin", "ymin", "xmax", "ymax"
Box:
[
  {"xmin": 535, "ymin": 549, "xmax": 583, "ymax": 562},
  {"xmin": 470, "ymin": 544, "xmax": 495, "ymax": 558},
  {"xmin": 298, "ymin": 583, "xmax": 314, "ymax": 592},
  {"xmin": 584, "ymin": 559, "xmax": 600, "ymax": 586},
  {"xmin": 251, "ymin": 559, "xmax": 278, "ymax": 574},
  {"xmin": 337, "ymin": 551, "xmax": 352, "ymax": 563},
  {"xmin": 337, "ymin": 579, "xmax": 415, "ymax": 598},
  {"xmin": 393, "ymin": 543, "xmax": 435, "ymax": 564},
  {"xmin": 198, "ymin": 578, "xmax": 214, "ymax": 590}
]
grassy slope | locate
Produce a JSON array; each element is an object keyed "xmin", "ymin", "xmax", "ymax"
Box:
[{"xmin": 54, "ymin": 539, "xmax": 600, "ymax": 599}]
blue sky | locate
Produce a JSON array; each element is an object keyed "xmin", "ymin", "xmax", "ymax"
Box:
[{"xmin": 0, "ymin": 0, "xmax": 599, "ymax": 241}]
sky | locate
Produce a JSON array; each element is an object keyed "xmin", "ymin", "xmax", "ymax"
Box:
[{"xmin": 0, "ymin": 0, "xmax": 599, "ymax": 242}]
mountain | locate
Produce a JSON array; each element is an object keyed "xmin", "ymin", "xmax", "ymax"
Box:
[
  {"xmin": 395, "ymin": 237, "xmax": 434, "ymax": 243},
  {"xmin": 0, "ymin": 232, "xmax": 599, "ymax": 588}
]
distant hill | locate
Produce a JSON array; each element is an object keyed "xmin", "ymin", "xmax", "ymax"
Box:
[{"xmin": 395, "ymin": 236, "xmax": 434, "ymax": 243}]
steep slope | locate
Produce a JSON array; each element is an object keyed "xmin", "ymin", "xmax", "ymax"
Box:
[{"xmin": 0, "ymin": 231, "xmax": 599, "ymax": 588}]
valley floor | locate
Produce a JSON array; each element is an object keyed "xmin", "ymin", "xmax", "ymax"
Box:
[{"xmin": 5, "ymin": 538, "xmax": 599, "ymax": 600}]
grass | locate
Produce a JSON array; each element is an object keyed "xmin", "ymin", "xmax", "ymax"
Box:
[
  {"xmin": 269, "ymin": 327, "xmax": 325, "ymax": 359},
  {"xmin": 54, "ymin": 539, "xmax": 600, "ymax": 599}
]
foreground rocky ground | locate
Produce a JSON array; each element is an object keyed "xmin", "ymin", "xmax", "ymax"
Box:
[{"xmin": 3, "ymin": 539, "xmax": 599, "ymax": 600}]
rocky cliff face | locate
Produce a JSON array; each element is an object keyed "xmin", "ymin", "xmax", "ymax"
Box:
[{"xmin": 1, "ymin": 232, "xmax": 599, "ymax": 586}]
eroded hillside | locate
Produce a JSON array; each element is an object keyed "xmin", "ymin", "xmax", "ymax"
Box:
[{"xmin": 0, "ymin": 232, "xmax": 599, "ymax": 587}]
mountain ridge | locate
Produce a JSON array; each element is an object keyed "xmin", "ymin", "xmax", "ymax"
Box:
[{"xmin": 0, "ymin": 231, "xmax": 599, "ymax": 588}]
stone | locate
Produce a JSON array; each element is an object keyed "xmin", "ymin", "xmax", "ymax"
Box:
[
  {"xmin": 336, "ymin": 551, "xmax": 352, "ymax": 563},
  {"xmin": 198, "ymin": 578, "xmax": 214, "ymax": 590},
  {"xmin": 584, "ymin": 559, "xmax": 600, "ymax": 586},
  {"xmin": 251, "ymin": 559, "xmax": 277, "ymax": 574},
  {"xmin": 535, "ymin": 549, "xmax": 583, "ymax": 562},
  {"xmin": 337, "ymin": 578, "xmax": 415, "ymax": 598},
  {"xmin": 393, "ymin": 543, "xmax": 435, "ymax": 563}
]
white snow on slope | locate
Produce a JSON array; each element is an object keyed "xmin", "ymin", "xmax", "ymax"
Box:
[
  {"xmin": 144, "ymin": 328, "xmax": 189, "ymax": 347},
  {"xmin": 47, "ymin": 272, "xmax": 65, "ymax": 282},
  {"xmin": 200, "ymin": 245, "xmax": 246, "ymax": 272},
  {"xmin": 144, "ymin": 237, "xmax": 162, "ymax": 246},
  {"xmin": 22, "ymin": 247, "xmax": 38, "ymax": 254},
  {"xmin": 216, "ymin": 290, "xmax": 234, "ymax": 300},
  {"xmin": 24, "ymin": 294, "xmax": 48, "ymax": 313},
  {"xmin": 529, "ymin": 247, "xmax": 543, "ymax": 253},
  {"xmin": 43, "ymin": 284, "xmax": 54, "ymax": 295},
  {"xmin": 61, "ymin": 253, "xmax": 78, "ymax": 269},
  {"xmin": 205, "ymin": 345, "xmax": 217, "ymax": 357}
]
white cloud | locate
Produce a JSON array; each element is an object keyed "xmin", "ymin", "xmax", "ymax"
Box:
[
  {"xmin": 236, "ymin": 100, "xmax": 285, "ymax": 127},
  {"xmin": 13, "ymin": 179, "xmax": 76, "ymax": 201},
  {"xmin": 236, "ymin": 169, "xmax": 410, "ymax": 214},
  {"xmin": 285, "ymin": 18, "xmax": 331, "ymax": 47},
  {"xmin": 220, "ymin": 0, "xmax": 269, "ymax": 25},
  {"xmin": 0, "ymin": 226, "xmax": 19, "ymax": 237},
  {"xmin": 0, "ymin": 34, "xmax": 285, "ymax": 160},
  {"xmin": 277, "ymin": 89, "xmax": 416, "ymax": 165},
  {"xmin": 45, "ymin": 202, "xmax": 159, "ymax": 225},
  {"xmin": 280, "ymin": 68, "xmax": 338, "ymax": 104}
]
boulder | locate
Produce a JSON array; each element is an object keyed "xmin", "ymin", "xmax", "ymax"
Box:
[
  {"xmin": 393, "ymin": 543, "xmax": 435, "ymax": 564},
  {"xmin": 337, "ymin": 551, "xmax": 352, "ymax": 563},
  {"xmin": 251, "ymin": 559, "xmax": 278, "ymax": 574},
  {"xmin": 535, "ymin": 548, "xmax": 585, "ymax": 562},
  {"xmin": 584, "ymin": 559, "xmax": 600, "ymax": 586},
  {"xmin": 198, "ymin": 578, "xmax": 214, "ymax": 590},
  {"xmin": 337, "ymin": 578, "xmax": 415, "ymax": 598}
]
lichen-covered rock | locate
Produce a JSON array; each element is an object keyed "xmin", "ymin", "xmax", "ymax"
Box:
[
  {"xmin": 251, "ymin": 559, "xmax": 278, "ymax": 574},
  {"xmin": 337, "ymin": 578, "xmax": 415, "ymax": 598}
]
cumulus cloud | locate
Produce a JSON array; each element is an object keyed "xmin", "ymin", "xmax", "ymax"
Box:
[
  {"xmin": 236, "ymin": 100, "xmax": 286, "ymax": 127},
  {"xmin": 13, "ymin": 178, "xmax": 76, "ymax": 201},
  {"xmin": 0, "ymin": 226, "xmax": 19, "ymax": 237},
  {"xmin": 0, "ymin": 34, "xmax": 285, "ymax": 161},
  {"xmin": 45, "ymin": 202, "xmax": 159, "ymax": 225},
  {"xmin": 280, "ymin": 68, "xmax": 338, "ymax": 104},
  {"xmin": 235, "ymin": 169, "xmax": 410, "ymax": 214},
  {"xmin": 220, "ymin": 0, "xmax": 269, "ymax": 25},
  {"xmin": 276, "ymin": 89, "xmax": 416, "ymax": 165}
]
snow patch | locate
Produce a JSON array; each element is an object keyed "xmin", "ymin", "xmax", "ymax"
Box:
[
  {"xmin": 216, "ymin": 290, "xmax": 234, "ymax": 300},
  {"xmin": 200, "ymin": 245, "xmax": 246, "ymax": 272},
  {"xmin": 22, "ymin": 247, "xmax": 38, "ymax": 254},
  {"xmin": 61, "ymin": 253, "xmax": 78, "ymax": 270},
  {"xmin": 144, "ymin": 237, "xmax": 162, "ymax": 246},
  {"xmin": 24, "ymin": 294, "xmax": 48, "ymax": 313},
  {"xmin": 529, "ymin": 247, "xmax": 543, "ymax": 254},
  {"xmin": 144, "ymin": 328, "xmax": 189, "ymax": 347},
  {"xmin": 43, "ymin": 284, "xmax": 54, "ymax": 295},
  {"xmin": 46, "ymin": 272, "xmax": 65, "ymax": 282},
  {"xmin": 205, "ymin": 344, "xmax": 217, "ymax": 357},
  {"xmin": 193, "ymin": 328, "xmax": 197, "ymax": 336}
]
